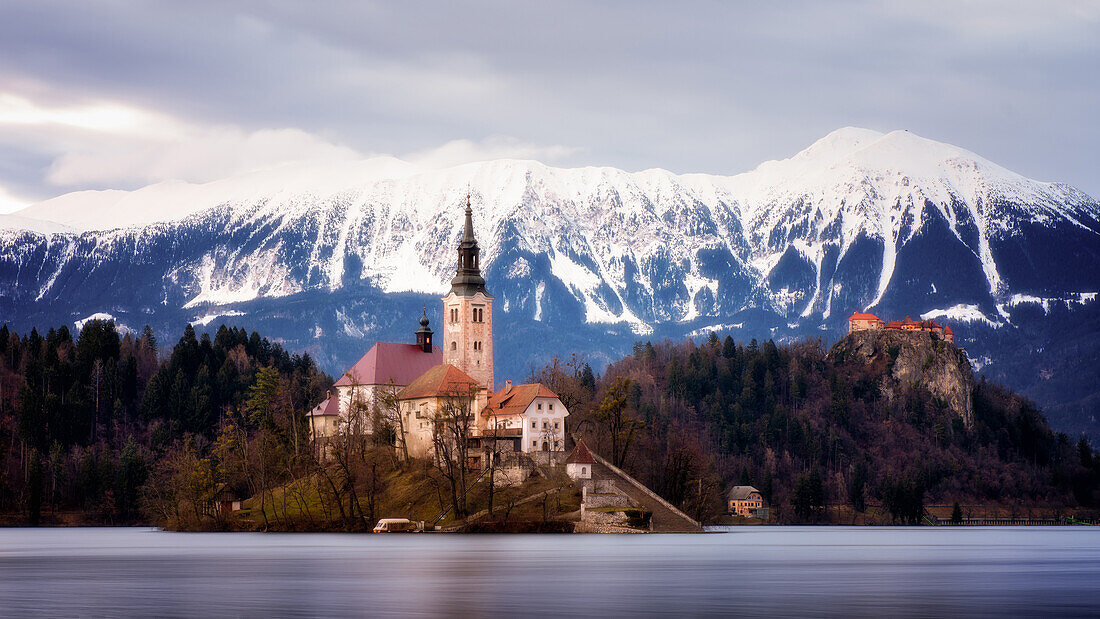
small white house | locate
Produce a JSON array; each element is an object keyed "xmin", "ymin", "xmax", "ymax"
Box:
[{"xmin": 566, "ymin": 441, "xmax": 595, "ymax": 480}]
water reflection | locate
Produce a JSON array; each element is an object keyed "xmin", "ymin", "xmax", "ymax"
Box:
[{"xmin": 1, "ymin": 526, "xmax": 1098, "ymax": 617}]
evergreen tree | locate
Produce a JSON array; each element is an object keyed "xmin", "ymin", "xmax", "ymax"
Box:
[
  {"xmin": 140, "ymin": 325, "xmax": 158, "ymax": 354},
  {"xmin": 793, "ymin": 468, "xmax": 825, "ymax": 522}
]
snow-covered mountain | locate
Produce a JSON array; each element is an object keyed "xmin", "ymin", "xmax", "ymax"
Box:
[
  {"xmin": 4, "ymin": 127, "xmax": 1098, "ymax": 330},
  {"xmin": 2, "ymin": 127, "xmax": 1100, "ymax": 434}
]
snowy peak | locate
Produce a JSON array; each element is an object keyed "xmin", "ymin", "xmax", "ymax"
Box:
[
  {"xmin": 10, "ymin": 157, "xmax": 422, "ymax": 232},
  {"xmin": 1, "ymin": 127, "xmax": 1098, "ymax": 339},
  {"xmin": 729, "ymin": 127, "xmax": 1066, "ymax": 206}
]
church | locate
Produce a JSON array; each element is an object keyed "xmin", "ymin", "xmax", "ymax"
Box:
[{"xmin": 307, "ymin": 197, "xmax": 569, "ymax": 465}]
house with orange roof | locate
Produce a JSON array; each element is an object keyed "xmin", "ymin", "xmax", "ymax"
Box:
[
  {"xmin": 397, "ymin": 363, "xmax": 487, "ymax": 458},
  {"xmin": 482, "ymin": 381, "xmax": 569, "ymax": 455},
  {"xmin": 847, "ymin": 311, "xmax": 885, "ymax": 333}
]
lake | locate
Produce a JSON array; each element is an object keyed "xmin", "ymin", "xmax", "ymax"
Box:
[{"xmin": 1, "ymin": 526, "xmax": 1098, "ymax": 617}]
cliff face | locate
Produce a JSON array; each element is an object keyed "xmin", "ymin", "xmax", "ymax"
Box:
[{"xmin": 830, "ymin": 329, "xmax": 974, "ymax": 426}]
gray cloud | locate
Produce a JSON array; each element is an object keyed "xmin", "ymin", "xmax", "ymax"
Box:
[{"xmin": 0, "ymin": 0, "xmax": 1098, "ymax": 209}]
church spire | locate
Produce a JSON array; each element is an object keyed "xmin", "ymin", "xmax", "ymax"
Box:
[
  {"xmin": 462, "ymin": 193, "xmax": 475, "ymax": 243},
  {"xmin": 449, "ymin": 193, "xmax": 487, "ymax": 296}
]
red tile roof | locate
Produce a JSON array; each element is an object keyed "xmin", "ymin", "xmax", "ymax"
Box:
[
  {"xmin": 944, "ymin": 325, "xmax": 954, "ymax": 334},
  {"xmin": 848, "ymin": 312, "xmax": 882, "ymax": 321},
  {"xmin": 306, "ymin": 394, "xmax": 340, "ymax": 417},
  {"xmin": 566, "ymin": 440, "xmax": 595, "ymax": 465},
  {"xmin": 484, "ymin": 383, "xmax": 561, "ymax": 417},
  {"xmin": 398, "ymin": 364, "xmax": 481, "ymax": 400},
  {"xmin": 334, "ymin": 342, "xmax": 442, "ymax": 387}
]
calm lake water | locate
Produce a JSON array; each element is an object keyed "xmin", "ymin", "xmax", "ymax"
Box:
[{"xmin": 1, "ymin": 526, "xmax": 1098, "ymax": 617}]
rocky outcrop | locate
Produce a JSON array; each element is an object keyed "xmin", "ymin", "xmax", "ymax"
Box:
[{"xmin": 830, "ymin": 329, "xmax": 974, "ymax": 426}]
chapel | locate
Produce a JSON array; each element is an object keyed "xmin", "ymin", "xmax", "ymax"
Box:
[{"xmin": 307, "ymin": 196, "xmax": 569, "ymax": 464}]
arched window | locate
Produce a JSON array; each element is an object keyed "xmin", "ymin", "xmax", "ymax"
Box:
[
  {"xmin": 451, "ymin": 341, "xmax": 457, "ymax": 351},
  {"xmin": 581, "ymin": 466, "xmax": 587, "ymax": 475}
]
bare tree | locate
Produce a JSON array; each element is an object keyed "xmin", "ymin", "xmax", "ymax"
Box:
[
  {"xmin": 313, "ymin": 381, "xmax": 373, "ymax": 529},
  {"xmin": 431, "ymin": 384, "xmax": 480, "ymax": 519},
  {"xmin": 540, "ymin": 420, "xmax": 562, "ymax": 455},
  {"xmin": 375, "ymin": 380, "xmax": 408, "ymax": 463},
  {"xmin": 482, "ymin": 417, "xmax": 509, "ymax": 519},
  {"xmin": 527, "ymin": 353, "xmax": 588, "ymax": 414}
]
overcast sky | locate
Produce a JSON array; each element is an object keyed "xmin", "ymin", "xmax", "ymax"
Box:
[{"xmin": 1, "ymin": 0, "xmax": 1098, "ymax": 213}]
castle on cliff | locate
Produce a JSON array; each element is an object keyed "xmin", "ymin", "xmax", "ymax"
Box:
[{"xmin": 847, "ymin": 312, "xmax": 954, "ymax": 343}]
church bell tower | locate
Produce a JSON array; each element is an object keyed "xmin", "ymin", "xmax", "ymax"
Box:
[{"xmin": 442, "ymin": 195, "xmax": 494, "ymax": 391}]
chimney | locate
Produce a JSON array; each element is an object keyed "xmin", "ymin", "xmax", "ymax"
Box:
[{"xmin": 505, "ymin": 380, "xmax": 512, "ymax": 394}]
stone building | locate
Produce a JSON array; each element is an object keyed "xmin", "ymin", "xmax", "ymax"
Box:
[
  {"xmin": 442, "ymin": 197, "xmax": 494, "ymax": 392},
  {"xmin": 482, "ymin": 381, "xmax": 568, "ymax": 453},
  {"xmin": 305, "ymin": 314, "xmax": 440, "ymax": 442},
  {"xmin": 397, "ymin": 363, "xmax": 486, "ymax": 459},
  {"xmin": 847, "ymin": 311, "xmax": 955, "ymax": 343},
  {"xmin": 308, "ymin": 195, "xmax": 569, "ymax": 463}
]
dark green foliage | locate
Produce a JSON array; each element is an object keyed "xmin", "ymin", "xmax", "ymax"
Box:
[
  {"xmin": 575, "ymin": 335, "xmax": 1098, "ymax": 524},
  {"xmin": 951, "ymin": 501, "xmax": 963, "ymax": 524},
  {"xmin": 580, "ymin": 363, "xmax": 596, "ymax": 394},
  {"xmin": 116, "ymin": 439, "xmax": 148, "ymax": 521},
  {"xmin": 0, "ymin": 321, "xmax": 330, "ymax": 524},
  {"xmin": 880, "ymin": 472, "xmax": 925, "ymax": 524},
  {"xmin": 793, "ymin": 468, "xmax": 825, "ymax": 522}
]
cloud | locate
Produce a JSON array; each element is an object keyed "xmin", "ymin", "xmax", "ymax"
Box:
[
  {"xmin": 0, "ymin": 183, "xmax": 30, "ymax": 213},
  {"xmin": 0, "ymin": 90, "xmax": 579, "ymax": 195},
  {"xmin": 47, "ymin": 126, "xmax": 362, "ymax": 187},
  {"xmin": 404, "ymin": 136, "xmax": 580, "ymax": 169},
  {"xmin": 0, "ymin": 1, "xmax": 1098, "ymax": 198},
  {"xmin": 0, "ymin": 92, "xmax": 363, "ymax": 187},
  {"xmin": 0, "ymin": 93, "xmax": 180, "ymax": 136}
]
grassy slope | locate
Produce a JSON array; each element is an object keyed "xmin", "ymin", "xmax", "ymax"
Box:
[{"xmin": 231, "ymin": 465, "xmax": 581, "ymax": 531}]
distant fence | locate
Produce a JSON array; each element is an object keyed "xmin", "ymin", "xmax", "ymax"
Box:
[{"xmin": 930, "ymin": 516, "xmax": 1098, "ymax": 526}]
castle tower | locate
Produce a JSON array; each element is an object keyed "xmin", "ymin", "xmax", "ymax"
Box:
[{"xmin": 442, "ymin": 195, "xmax": 494, "ymax": 390}]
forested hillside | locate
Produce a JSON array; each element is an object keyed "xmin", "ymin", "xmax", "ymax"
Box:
[
  {"xmin": 1, "ymin": 320, "xmax": 1096, "ymax": 527},
  {"xmin": 0, "ymin": 321, "xmax": 329, "ymax": 525},
  {"xmin": 556, "ymin": 332, "xmax": 1100, "ymax": 523}
]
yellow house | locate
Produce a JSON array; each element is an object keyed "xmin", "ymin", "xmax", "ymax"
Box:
[
  {"xmin": 397, "ymin": 364, "xmax": 486, "ymax": 459},
  {"xmin": 727, "ymin": 486, "xmax": 764, "ymax": 517}
]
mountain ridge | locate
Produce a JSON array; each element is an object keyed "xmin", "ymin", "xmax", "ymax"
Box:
[{"xmin": 1, "ymin": 127, "xmax": 1099, "ymax": 438}]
